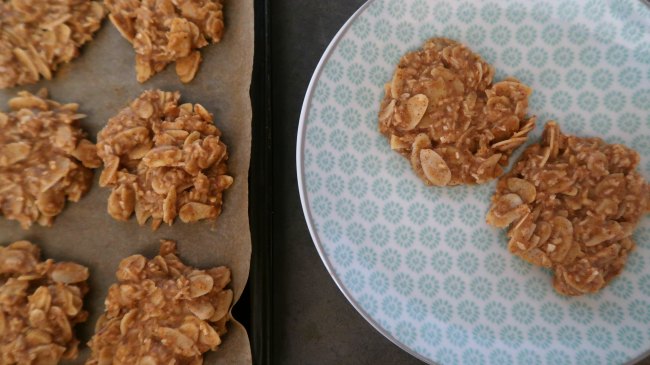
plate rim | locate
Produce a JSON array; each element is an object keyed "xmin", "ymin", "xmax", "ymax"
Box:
[
  {"xmin": 295, "ymin": 1, "xmax": 650, "ymax": 364},
  {"xmin": 295, "ymin": 0, "xmax": 434, "ymax": 364}
]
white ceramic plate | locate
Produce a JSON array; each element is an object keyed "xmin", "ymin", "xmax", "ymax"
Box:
[{"xmin": 297, "ymin": 0, "xmax": 650, "ymax": 364}]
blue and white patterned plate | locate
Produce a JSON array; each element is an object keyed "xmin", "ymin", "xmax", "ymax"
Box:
[{"xmin": 297, "ymin": 0, "xmax": 650, "ymax": 364}]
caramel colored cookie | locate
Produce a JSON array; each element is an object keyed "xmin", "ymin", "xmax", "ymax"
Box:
[
  {"xmin": 105, "ymin": 0, "xmax": 225, "ymax": 83},
  {"xmin": 487, "ymin": 122, "xmax": 650, "ymax": 296},
  {"xmin": 0, "ymin": 240, "xmax": 89, "ymax": 364},
  {"xmin": 0, "ymin": 90, "xmax": 100, "ymax": 229},
  {"xmin": 379, "ymin": 38, "xmax": 535, "ymax": 186},
  {"xmin": 97, "ymin": 90, "xmax": 233, "ymax": 230},
  {"xmin": 87, "ymin": 240, "xmax": 233, "ymax": 365},
  {"xmin": 0, "ymin": 0, "xmax": 104, "ymax": 88}
]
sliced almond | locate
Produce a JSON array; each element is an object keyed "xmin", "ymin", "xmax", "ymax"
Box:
[
  {"xmin": 127, "ymin": 142, "xmax": 153, "ymax": 160},
  {"xmin": 403, "ymin": 94, "xmax": 429, "ymax": 130},
  {"xmin": 28, "ymin": 287, "xmax": 52, "ymax": 312},
  {"xmin": 162, "ymin": 189, "xmax": 177, "ymax": 224},
  {"xmin": 179, "ymin": 202, "xmax": 218, "ymax": 223},
  {"xmin": 210, "ymin": 289, "xmax": 233, "ymax": 322},
  {"xmin": 176, "ymin": 51, "xmax": 202, "ymax": 84},
  {"xmin": 507, "ymin": 178, "xmax": 536, "ymax": 203},
  {"xmin": 109, "ymin": 14, "xmax": 135, "ymax": 42},
  {"xmin": 379, "ymin": 99, "xmax": 396, "ymax": 125},
  {"xmin": 194, "ymin": 104, "xmax": 212, "ymax": 122},
  {"xmin": 107, "ymin": 184, "xmax": 135, "ymax": 221},
  {"xmin": 420, "ymin": 149, "xmax": 451, "ymax": 186},
  {"xmin": 184, "ymin": 131, "xmax": 201, "ymax": 147},
  {"xmin": 547, "ymin": 216, "xmax": 574, "ymax": 263},
  {"xmin": 491, "ymin": 137, "xmax": 528, "ymax": 151},
  {"xmin": 135, "ymin": 100, "xmax": 154, "ymax": 119},
  {"xmin": 544, "ymin": 121, "xmax": 561, "ymax": 158},
  {"xmin": 189, "ymin": 274, "xmax": 214, "ymax": 298},
  {"xmin": 51, "ymin": 262, "xmax": 89, "ymax": 284},
  {"xmin": 390, "ymin": 68, "xmax": 405, "ymax": 99},
  {"xmin": 72, "ymin": 139, "xmax": 101, "ymax": 168},
  {"xmin": 409, "ymin": 133, "xmax": 432, "ymax": 183},
  {"xmin": 475, "ymin": 153, "xmax": 503, "ymax": 183},
  {"xmin": 390, "ymin": 135, "xmax": 409, "ymax": 150},
  {"xmin": 486, "ymin": 193, "xmax": 528, "ymax": 228},
  {"xmin": 142, "ymin": 146, "xmax": 184, "ymax": 167},
  {"xmin": 198, "ymin": 320, "xmax": 221, "ymax": 349},
  {"xmin": 188, "ymin": 300, "xmax": 215, "ymax": 320},
  {"xmin": 512, "ymin": 116, "xmax": 536, "ymax": 138},
  {"xmin": 0, "ymin": 142, "xmax": 31, "ymax": 166},
  {"xmin": 584, "ymin": 232, "xmax": 615, "ymax": 247},
  {"xmin": 40, "ymin": 156, "xmax": 71, "ymax": 192},
  {"xmin": 8, "ymin": 93, "xmax": 48, "ymax": 110},
  {"xmin": 157, "ymin": 327, "xmax": 196, "ymax": 354},
  {"xmin": 120, "ymin": 309, "xmax": 139, "ymax": 335},
  {"xmin": 36, "ymin": 187, "xmax": 65, "ymax": 217},
  {"xmin": 12, "ymin": 48, "xmax": 39, "ymax": 80},
  {"xmin": 99, "ymin": 155, "xmax": 120, "ymax": 187}
]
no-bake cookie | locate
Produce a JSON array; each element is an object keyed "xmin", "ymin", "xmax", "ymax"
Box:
[
  {"xmin": 379, "ymin": 38, "xmax": 535, "ymax": 186},
  {"xmin": 105, "ymin": 0, "xmax": 225, "ymax": 83},
  {"xmin": 0, "ymin": 0, "xmax": 104, "ymax": 88},
  {"xmin": 487, "ymin": 122, "xmax": 650, "ymax": 296},
  {"xmin": 97, "ymin": 90, "xmax": 233, "ymax": 229},
  {"xmin": 0, "ymin": 240, "xmax": 89, "ymax": 364},
  {"xmin": 0, "ymin": 90, "xmax": 100, "ymax": 229},
  {"xmin": 87, "ymin": 240, "xmax": 233, "ymax": 365}
]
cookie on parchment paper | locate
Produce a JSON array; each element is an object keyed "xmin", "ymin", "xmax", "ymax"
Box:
[
  {"xmin": 0, "ymin": 0, "xmax": 104, "ymax": 88},
  {"xmin": 96, "ymin": 90, "xmax": 233, "ymax": 230},
  {"xmin": 87, "ymin": 240, "xmax": 233, "ymax": 365},
  {"xmin": 0, "ymin": 240, "xmax": 90, "ymax": 364},
  {"xmin": 105, "ymin": 0, "xmax": 225, "ymax": 83},
  {"xmin": 0, "ymin": 90, "xmax": 100, "ymax": 229}
]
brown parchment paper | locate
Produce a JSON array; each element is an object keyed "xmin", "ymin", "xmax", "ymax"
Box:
[{"xmin": 0, "ymin": 1, "xmax": 254, "ymax": 363}]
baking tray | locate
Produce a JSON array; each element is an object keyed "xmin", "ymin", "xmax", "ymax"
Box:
[
  {"xmin": 0, "ymin": 0, "xmax": 264, "ymax": 364},
  {"xmin": 245, "ymin": 0, "xmax": 273, "ymax": 363}
]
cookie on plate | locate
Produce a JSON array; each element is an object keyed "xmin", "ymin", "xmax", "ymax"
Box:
[
  {"xmin": 0, "ymin": 240, "xmax": 89, "ymax": 364},
  {"xmin": 378, "ymin": 38, "xmax": 536, "ymax": 186},
  {"xmin": 487, "ymin": 122, "xmax": 650, "ymax": 296},
  {"xmin": 0, "ymin": 0, "xmax": 104, "ymax": 88},
  {"xmin": 97, "ymin": 90, "xmax": 233, "ymax": 230},
  {"xmin": 105, "ymin": 0, "xmax": 225, "ymax": 83},
  {"xmin": 87, "ymin": 240, "xmax": 233, "ymax": 364},
  {"xmin": 0, "ymin": 90, "xmax": 100, "ymax": 229}
]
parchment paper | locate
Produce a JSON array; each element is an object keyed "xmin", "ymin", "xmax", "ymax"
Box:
[{"xmin": 0, "ymin": 0, "xmax": 253, "ymax": 363}]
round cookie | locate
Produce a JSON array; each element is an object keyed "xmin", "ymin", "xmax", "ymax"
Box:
[
  {"xmin": 487, "ymin": 122, "xmax": 650, "ymax": 296},
  {"xmin": 378, "ymin": 38, "xmax": 536, "ymax": 186},
  {"xmin": 0, "ymin": 0, "xmax": 104, "ymax": 88},
  {"xmin": 0, "ymin": 90, "xmax": 100, "ymax": 229},
  {"xmin": 97, "ymin": 90, "xmax": 233, "ymax": 230},
  {"xmin": 0, "ymin": 240, "xmax": 89, "ymax": 363},
  {"xmin": 105, "ymin": 0, "xmax": 225, "ymax": 83},
  {"xmin": 86, "ymin": 240, "xmax": 232, "ymax": 364}
]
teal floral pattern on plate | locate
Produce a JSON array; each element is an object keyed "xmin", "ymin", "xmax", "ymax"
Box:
[{"xmin": 297, "ymin": 0, "xmax": 650, "ymax": 364}]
